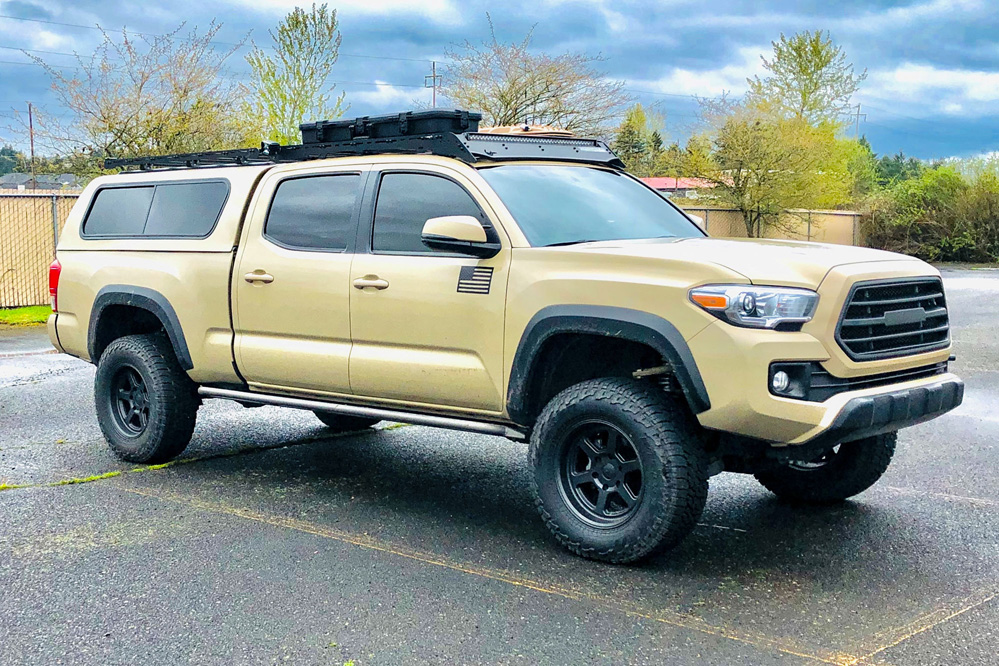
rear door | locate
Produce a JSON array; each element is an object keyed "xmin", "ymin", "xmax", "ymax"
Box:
[
  {"xmin": 347, "ymin": 164, "xmax": 511, "ymax": 414},
  {"xmin": 232, "ymin": 163, "xmax": 367, "ymax": 396}
]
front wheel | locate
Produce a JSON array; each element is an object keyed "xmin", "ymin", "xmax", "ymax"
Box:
[
  {"xmin": 94, "ymin": 334, "xmax": 198, "ymax": 463},
  {"xmin": 754, "ymin": 432, "xmax": 897, "ymax": 503},
  {"xmin": 529, "ymin": 377, "xmax": 709, "ymax": 564}
]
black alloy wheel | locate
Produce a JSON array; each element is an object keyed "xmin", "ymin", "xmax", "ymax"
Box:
[
  {"xmin": 110, "ymin": 366, "xmax": 150, "ymax": 436},
  {"xmin": 94, "ymin": 333, "xmax": 198, "ymax": 463},
  {"xmin": 529, "ymin": 377, "xmax": 709, "ymax": 563},
  {"xmin": 558, "ymin": 420, "xmax": 644, "ymax": 527}
]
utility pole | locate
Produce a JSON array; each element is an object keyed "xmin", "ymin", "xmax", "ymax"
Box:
[
  {"xmin": 851, "ymin": 103, "xmax": 867, "ymax": 139},
  {"xmin": 424, "ymin": 61, "xmax": 442, "ymax": 108},
  {"xmin": 27, "ymin": 101, "xmax": 36, "ymax": 189}
]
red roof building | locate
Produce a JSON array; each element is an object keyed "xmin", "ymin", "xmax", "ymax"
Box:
[{"xmin": 639, "ymin": 177, "xmax": 716, "ymax": 198}]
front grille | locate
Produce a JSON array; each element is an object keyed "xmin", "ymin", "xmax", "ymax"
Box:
[{"xmin": 836, "ymin": 278, "xmax": 950, "ymax": 361}]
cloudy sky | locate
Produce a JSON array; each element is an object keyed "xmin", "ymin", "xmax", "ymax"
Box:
[{"xmin": 1, "ymin": 0, "xmax": 997, "ymax": 159}]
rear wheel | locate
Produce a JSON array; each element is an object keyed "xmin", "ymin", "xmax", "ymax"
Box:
[
  {"xmin": 313, "ymin": 411, "xmax": 380, "ymax": 433},
  {"xmin": 529, "ymin": 377, "xmax": 708, "ymax": 564},
  {"xmin": 755, "ymin": 432, "xmax": 897, "ymax": 503},
  {"xmin": 94, "ymin": 334, "xmax": 198, "ymax": 463}
]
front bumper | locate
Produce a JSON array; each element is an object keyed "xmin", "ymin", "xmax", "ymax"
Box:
[
  {"xmin": 686, "ymin": 319, "xmax": 959, "ymax": 445},
  {"xmin": 802, "ymin": 377, "xmax": 963, "ymax": 449}
]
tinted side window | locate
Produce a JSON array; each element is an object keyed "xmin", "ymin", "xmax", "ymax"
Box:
[
  {"xmin": 144, "ymin": 182, "xmax": 229, "ymax": 237},
  {"xmin": 83, "ymin": 187, "xmax": 154, "ymax": 236},
  {"xmin": 265, "ymin": 174, "xmax": 360, "ymax": 251},
  {"xmin": 372, "ymin": 173, "xmax": 482, "ymax": 254}
]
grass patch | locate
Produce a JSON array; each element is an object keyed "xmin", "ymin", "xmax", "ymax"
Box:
[
  {"xmin": 51, "ymin": 470, "xmax": 122, "ymax": 486},
  {"xmin": 0, "ymin": 305, "xmax": 52, "ymax": 326}
]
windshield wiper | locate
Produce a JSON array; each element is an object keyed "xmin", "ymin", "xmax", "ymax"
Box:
[
  {"xmin": 543, "ymin": 239, "xmax": 604, "ymax": 247},
  {"xmin": 544, "ymin": 235, "xmax": 676, "ymax": 247}
]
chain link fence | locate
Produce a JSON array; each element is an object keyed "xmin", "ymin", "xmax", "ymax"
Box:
[{"xmin": 1, "ymin": 193, "xmax": 79, "ymax": 308}]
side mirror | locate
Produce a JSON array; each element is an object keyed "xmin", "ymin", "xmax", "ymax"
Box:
[
  {"xmin": 687, "ymin": 213, "xmax": 705, "ymax": 230},
  {"xmin": 421, "ymin": 215, "xmax": 501, "ymax": 258}
]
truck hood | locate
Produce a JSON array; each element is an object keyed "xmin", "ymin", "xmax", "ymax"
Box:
[{"xmin": 556, "ymin": 237, "xmax": 923, "ymax": 289}]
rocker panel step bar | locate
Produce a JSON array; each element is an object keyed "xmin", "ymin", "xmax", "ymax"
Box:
[{"xmin": 198, "ymin": 387, "xmax": 526, "ymax": 440}]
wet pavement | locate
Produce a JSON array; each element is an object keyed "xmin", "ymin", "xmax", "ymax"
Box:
[{"xmin": 1, "ymin": 267, "xmax": 997, "ymax": 665}]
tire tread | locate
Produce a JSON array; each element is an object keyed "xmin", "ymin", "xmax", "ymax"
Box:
[{"xmin": 529, "ymin": 377, "xmax": 708, "ymax": 563}]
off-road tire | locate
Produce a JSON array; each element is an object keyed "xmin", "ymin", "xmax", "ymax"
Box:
[
  {"xmin": 754, "ymin": 432, "xmax": 897, "ymax": 503},
  {"xmin": 529, "ymin": 377, "xmax": 709, "ymax": 564},
  {"xmin": 94, "ymin": 333, "xmax": 198, "ymax": 464},
  {"xmin": 313, "ymin": 412, "xmax": 380, "ymax": 433}
]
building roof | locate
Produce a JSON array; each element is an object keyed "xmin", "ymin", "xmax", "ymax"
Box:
[
  {"xmin": 640, "ymin": 177, "xmax": 716, "ymax": 190},
  {"xmin": 0, "ymin": 173, "xmax": 30, "ymax": 185},
  {"xmin": 0, "ymin": 172, "xmax": 83, "ymax": 189}
]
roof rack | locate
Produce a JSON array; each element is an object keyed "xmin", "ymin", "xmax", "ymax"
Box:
[{"xmin": 103, "ymin": 109, "xmax": 624, "ymax": 171}]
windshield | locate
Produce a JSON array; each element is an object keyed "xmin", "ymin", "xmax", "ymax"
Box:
[{"xmin": 477, "ymin": 164, "xmax": 703, "ymax": 247}]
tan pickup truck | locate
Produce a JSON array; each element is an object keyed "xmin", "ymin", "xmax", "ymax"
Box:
[{"xmin": 47, "ymin": 110, "xmax": 963, "ymax": 563}]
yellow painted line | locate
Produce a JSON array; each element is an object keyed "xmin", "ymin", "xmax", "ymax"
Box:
[
  {"xmin": 123, "ymin": 484, "xmax": 852, "ymax": 665},
  {"xmin": 846, "ymin": 587, "xmax": 999, "ymax": 665}
]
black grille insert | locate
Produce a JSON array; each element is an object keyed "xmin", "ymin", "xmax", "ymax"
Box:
[{"xmin": 836, "ymin": 278, "xmax": 950, "ymax": 360}]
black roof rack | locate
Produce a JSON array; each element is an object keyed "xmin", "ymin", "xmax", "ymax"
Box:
[{"xmin": 103, "ymin": 109, "xmax": 624, "ymax": 171}]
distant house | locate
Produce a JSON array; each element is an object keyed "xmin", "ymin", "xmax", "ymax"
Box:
[
  {"xmin": 640, "ymin": 177, "xmax": 716, "ymax": 199},
  {"xmin": 0, "ymin": 172, "xmax": 83, "ymax": 191}
]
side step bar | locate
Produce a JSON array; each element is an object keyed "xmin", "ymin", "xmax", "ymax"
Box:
[{"xmin": 198, "ymin": 387, "xmax": 527, "ymax": 440}]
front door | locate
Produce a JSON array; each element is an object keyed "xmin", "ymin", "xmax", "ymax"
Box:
[
  {"xmin": 233, "ymin": 165, "xmax": 366, "ymax": 395},
  {"xmin": 348, "ymin": 166, "xmax": 510, "ymax": 414}
]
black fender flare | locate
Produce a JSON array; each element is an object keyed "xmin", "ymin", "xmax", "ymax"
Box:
[
  {"xmin": 507, "ymin": 305, "xmax": 711, "ymax": 424},
  {"xmin": 88, "ymin": 285, "xmax": 193, "ymax": 370}
]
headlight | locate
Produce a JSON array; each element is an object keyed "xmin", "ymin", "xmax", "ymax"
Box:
[{"xmin": 689, "ymin": 285, "xmax": 819, "ymax": 330}]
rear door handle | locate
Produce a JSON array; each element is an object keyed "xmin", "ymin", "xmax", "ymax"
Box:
[
  {"xmin": 353, "ymin": 276, "xmax": 389, "ymax": 290},
  {"xmin": 244, "ymin": 271, "xmax": 275, "ymax": 284}
]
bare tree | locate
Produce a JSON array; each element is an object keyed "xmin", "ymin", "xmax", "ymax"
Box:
[
  {"xmin": 14, "ymin": 22, "xmax": 253, "ymax": 175},
  {"xmin": 441, "ymin": 18, "xmax": 630, "ymax": 137}
]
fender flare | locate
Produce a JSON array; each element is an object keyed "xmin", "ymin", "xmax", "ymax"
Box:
[
  {"xmin": 507, "ymin": 305, "xmax": 710, "ymax": 424},
  {"xmin": 88, "ymin": 285, "xmax": 193, "ymax": 370}
]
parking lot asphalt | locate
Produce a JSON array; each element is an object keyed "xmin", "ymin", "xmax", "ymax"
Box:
[{"xmin": 2, "ymin": 267, "xmax": 998, "ymax": 665}]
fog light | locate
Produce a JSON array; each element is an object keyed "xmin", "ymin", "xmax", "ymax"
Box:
[{"xmin": 771, "ymin": 371, "xmax": 791, "ymax": 393}]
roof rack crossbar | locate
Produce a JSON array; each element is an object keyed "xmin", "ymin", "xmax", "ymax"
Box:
[{"xmin": 102, "ymin": 111, "xmax": 624, "ymax": 171}]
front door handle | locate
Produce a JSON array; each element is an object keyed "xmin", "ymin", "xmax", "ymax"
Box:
[
  {"xmin": 353, "ymin": 275, "xmax": 389, "ymax": 290},
  {"xmin": 244, "ymin": 271, "xmax": 275, "ymax": 284}
]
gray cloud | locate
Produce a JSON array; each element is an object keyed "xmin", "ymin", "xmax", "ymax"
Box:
[{"xmin": 0, "ymin": 0, "xmax": 997, "ymax": 157}]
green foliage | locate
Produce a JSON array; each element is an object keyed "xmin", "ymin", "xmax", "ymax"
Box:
[
  {"xmin": 863, "ymin": 166, "xmax": 999, "ymax": 262},
  {"xmin": 244, "ymin": 3, "xmax": 346, "ymax": 144},
  {"xmin": 685, "ymin": 106, "xmax": 856, "ymax": 237},
  {"xmin": 874, "ymin": 150, "xmax": 926, "ymax": 186},
  {"xmin": 847, "ymin": 136, "xmax": 879, "ymax": 199},
  {"xmin": 612, "ymin": 104, "xmax": 673, "ymax": 177},
  {"xmin": 0, "ymin": 144, "xmax": 24, "ymax": 175},
  {"xmin": 746, "ymin": 30, "xmax": 866, "ymax": 126}
]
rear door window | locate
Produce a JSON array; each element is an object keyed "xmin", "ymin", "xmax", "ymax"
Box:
[{"xmin": 265, "ymin": 174, "xmax": 361, "ymax": 251}]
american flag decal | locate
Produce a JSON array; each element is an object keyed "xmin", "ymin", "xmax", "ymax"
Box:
[{"xmin": 457, "ymin": 266, "xmax": 493, "ymax": 294}]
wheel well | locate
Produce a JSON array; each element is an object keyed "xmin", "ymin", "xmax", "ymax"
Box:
[
  {"xmin": 521, "ymin": 333, "xmax": 664, "ymax": 424},
  {"xmin": 91, "ymin": 305, "xmax": 167, "ymax": 361}
]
